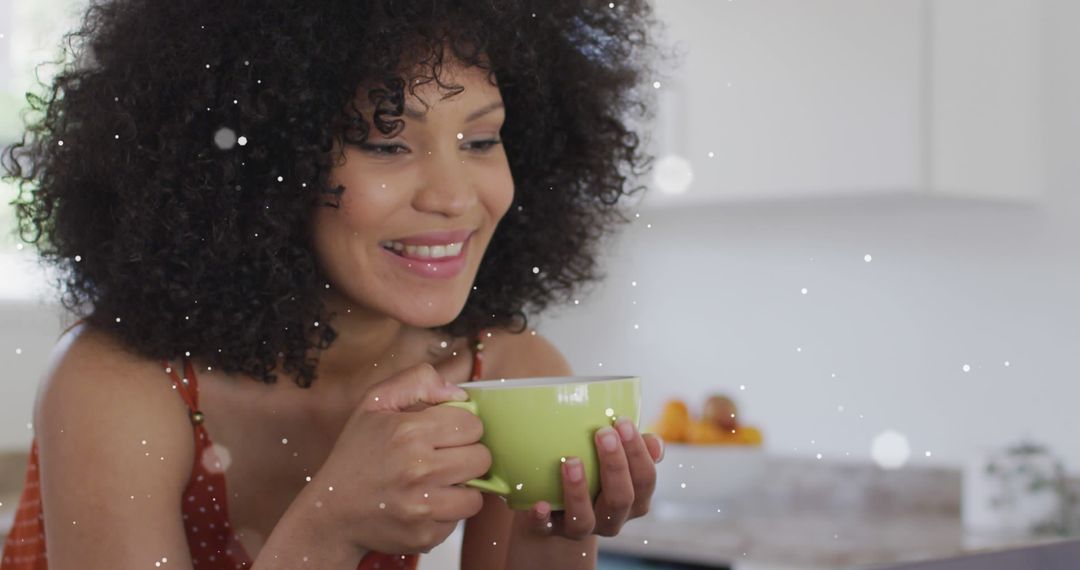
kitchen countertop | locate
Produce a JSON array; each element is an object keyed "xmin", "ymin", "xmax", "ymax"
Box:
[{"xmin": 598, "ymin": 507, "xmax": 1076, "ymax": 570}]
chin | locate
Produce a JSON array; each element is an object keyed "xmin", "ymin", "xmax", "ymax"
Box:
[{"xmin": 394, "ymin": 297, "xmax": 469, "ymax": 329}]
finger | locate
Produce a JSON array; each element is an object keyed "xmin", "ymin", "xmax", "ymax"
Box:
[
  {"xmin": 592, "ymin": 426, "xmax": 634, "ymax": 536},
  {"xmin": 427, "ymin": 485, "xmax": 485, "ymax": 523},
  {"xmin": 420, "ymin": 405, "xmax": 485, "ymax": 448},
  {"xmin": 642, "ymin": 433, "xmax": 665, "ymax": 464},
  {"xmin": 527, "ymin": 501, "xmax": 555, "ymax": 536},
  {"xmin": 558, "ymin": 457, "xmax": 596, "ymax": 539},
  {"xmin": 615, "ymin": 419, "xmax": 658, "ymax": 519},
  {"xmin": 433, "ymin": 443, "xmax": 492, "ymax": 484},
  {"xmin": 362, "ymin": 362, "xmax": 468, "ymax": 413}
]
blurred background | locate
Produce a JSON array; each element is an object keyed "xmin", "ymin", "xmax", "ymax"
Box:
[{"xmin": 2, "ymin": 1, "xmax": 1078, "ymax": 569}]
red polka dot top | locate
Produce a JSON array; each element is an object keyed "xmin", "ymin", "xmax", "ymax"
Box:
[{"xmin": 1, "ymin": 330, "xmax": 487, "ymax": 570}]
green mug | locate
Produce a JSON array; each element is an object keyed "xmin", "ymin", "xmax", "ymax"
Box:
[{"xmin": 439, "ymin": 375, "xmax": 641, "ymax": 511}]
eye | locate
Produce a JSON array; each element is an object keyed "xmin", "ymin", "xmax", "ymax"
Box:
[
  {"xmin": 467, "ymin": 139, "xmax": 503, "ymax": 152},
  {"xmin": 359, "ymin": 143, "xmax": 408, "ymax": 156}
]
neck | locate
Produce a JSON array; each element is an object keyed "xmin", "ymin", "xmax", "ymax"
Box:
[{"xmin": 309, "ymin": 290, "xmax": 414, "ymax": 391}]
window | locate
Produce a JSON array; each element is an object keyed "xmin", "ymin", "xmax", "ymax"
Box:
[{"xmin": 1, "ymin": 0, "xmax": 86, "ymax": 300}]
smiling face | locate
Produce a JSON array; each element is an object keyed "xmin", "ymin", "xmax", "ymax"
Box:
[{"xmin": 310, "ymin": 58, "xmax": 514, "ymax": 329}]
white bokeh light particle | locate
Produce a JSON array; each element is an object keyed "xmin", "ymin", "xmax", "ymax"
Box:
[
  {"xmin": 871, "ymin": 430, "xmax": 911, "ymax": 470},
  {"xmin": 213, "ymin": 127, "xmax": 237, "ymax": 150},
  {"xmin": 652, "ymin": 154, "xmax": 694, "ymax": 195}
]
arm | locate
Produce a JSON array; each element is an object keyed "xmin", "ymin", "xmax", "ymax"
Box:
[
  {"xmin": 459, "ymin": 329, "xmax": 599, "ymax": 570},
  {"xmin": 35, "ymin": 327, "xmax": 361, "ymax": 569},
  {"xmin": 35, "ymin": 330, "xmax": 200, "ymax": 568}
]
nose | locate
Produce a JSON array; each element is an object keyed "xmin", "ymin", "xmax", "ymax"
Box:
[{"xmin": 411, "ymin": 151, "xmax": 477, "ymax": 218}]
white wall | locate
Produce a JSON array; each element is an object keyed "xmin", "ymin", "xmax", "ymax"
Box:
[{"xmin": 538, "ymin": 0, "xmax": 1080, "ymax": 472}]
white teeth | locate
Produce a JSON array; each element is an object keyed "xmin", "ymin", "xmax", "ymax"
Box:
[{"xmin": 382, "ymin": 240, "xmax": 465, "ymax": 260}]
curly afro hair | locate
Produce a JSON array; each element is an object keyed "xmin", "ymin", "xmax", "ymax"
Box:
[{"xmin": 3, "ymin": 0, "xmax": 666, "ymax": 387}]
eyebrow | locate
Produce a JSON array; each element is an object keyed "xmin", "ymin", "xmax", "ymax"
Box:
[{"xmin": 402, "ymin": 100, "xmax": 505, "ymax": 123}]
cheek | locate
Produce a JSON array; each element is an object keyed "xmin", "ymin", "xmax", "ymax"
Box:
[{"xmin": 485, "ymin": 168, "xmax": 516, "ymax": 218}]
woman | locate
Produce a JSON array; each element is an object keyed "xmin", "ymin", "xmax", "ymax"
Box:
[{"xmin": 1, "ymin": 1, "xmax": 666, "ymax": 568}]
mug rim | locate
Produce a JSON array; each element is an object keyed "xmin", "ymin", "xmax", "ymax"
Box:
[{"xmin": 464, "ymin": 375, "xmax": 638, "ymax": 390}]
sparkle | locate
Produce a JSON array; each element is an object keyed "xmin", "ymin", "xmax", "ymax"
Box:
[
  {"xmin": 379, "ymin": 502, "xmax": 386, "ymax": 509},
  {"xmin": 457, "ymin": 132, "xmax": 465, "ymax": 140},
  {"xmin": 532, "ymin": 266, "xmax": 540, "ymax": 274},
  {"xmin": 281, "ymin": 438, "xmax": 288, "ymax": 445},
  {"xmin": 237, "ymin": 136, "xmax": 248, "ymax": 146},
  {"xmin": 653, "ymin": 81, "xmax": 661, "ymax": 89},
  {"xmin": 864, "ymin": 254, "xmax": 873, "ymax": 262},
  {"xmin": 1004, "ymin": 361, "xmax": 1011, "ymax": 367},
  {"xmin": 739, "ymin": 384, "xmax": 746, "ymax": 390},
  {"xmin": 515, "ymin": 483, "xmax": 524, "ymax": 490},
  {"xmin": 605, "ymin": 408, "xmax": 615, "ymax": 417},
  {"xmin": 213, "ymin": 127, "xmax": 237, "ymax": 150},
  {"xmin": 801, "ymin": 288, "xmax": 808, "ymax": 295},
  {"xmin": 74, "ymin": 255, "xmax": 81, "ymax": 262},
  {"xmin": 962, "ymin": 364, "xmax": 971, "ymax": 373}
]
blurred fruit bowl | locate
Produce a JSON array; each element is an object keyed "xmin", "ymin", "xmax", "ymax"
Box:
[{"xmin": 653, "ymin": 443, "xmax": 768, "ymax": 507}]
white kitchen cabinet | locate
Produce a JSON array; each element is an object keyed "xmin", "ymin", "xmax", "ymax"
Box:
[{"xmin": 641, "ymin": 0, "xmax": 1046, "ymax": 207}]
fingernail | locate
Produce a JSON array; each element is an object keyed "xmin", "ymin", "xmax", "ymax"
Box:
[
  {"xmin": 447, "ymin": 386, "xmax": 469, "ymax": 401},
  {"xmin": 598, "ymin": 427, "xmax": 619, "ymax": 452},
  {"xmin": 566, "ymin": 458, "xmax": 584, "ymax": 482},
  {"xmin": 616, "ymin": 418, "xmax": 636, "ymax": 442},
  {"xmin": 656, "ymin": 436, "xmax": 665, "ymax": 463}
]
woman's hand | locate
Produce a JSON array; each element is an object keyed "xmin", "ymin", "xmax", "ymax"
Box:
[
  {"xmin": 297, "ymin": 353, "xmax": 490, "ymax": 556},
  {"xmin": 524, "ymin": 419, "xmax": 665, "ymax": 539}
]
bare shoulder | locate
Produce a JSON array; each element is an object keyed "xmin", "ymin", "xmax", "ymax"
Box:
[
  {"xmin": 36, "ymin": 322, "xmax": 193, "ymax": 441},
  {"xmin": 32, "ymin": 321, "xmax": 197, "ymax": 565},
  {"xmin": 480, "ymin": 326, "xmax": 574, "ymax": 379}
]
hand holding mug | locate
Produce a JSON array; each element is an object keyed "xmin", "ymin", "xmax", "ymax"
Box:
[{"xmin": 302, "ymin": 353, "xmax": 489, "ymax": 555}]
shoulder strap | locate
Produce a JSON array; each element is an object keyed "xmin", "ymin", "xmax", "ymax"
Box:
[
  {"xmin": 470, "ymin": 329, "xmax": 485, "ymax": 381},
  {"xmin": 162, "ymin": 357, "xmax": 202, "ymax": 423}
]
